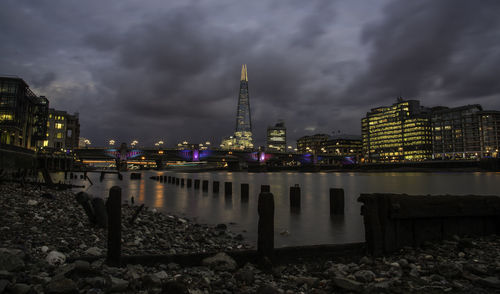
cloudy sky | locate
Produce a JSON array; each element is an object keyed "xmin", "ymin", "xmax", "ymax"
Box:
[{"xmin": 1, "ymin": 0, "xmax": 500, "ymax": 147}]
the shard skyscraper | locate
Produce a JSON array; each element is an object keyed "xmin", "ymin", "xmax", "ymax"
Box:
[{"xmin": 234, "ymin": 64, "xmax": 253, "ymax": 149}]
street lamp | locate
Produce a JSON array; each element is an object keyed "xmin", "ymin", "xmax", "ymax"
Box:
[
  {"xmin": 109, "ymin": 139, "xmax": 115, "ymax": 146},
  {"xmin": 84, "ymin": 139, "xmax": 91, "ymax": 148},
  {"xmin": 131, "ymin": 140, "xmax": 138, "ymax": 147}
]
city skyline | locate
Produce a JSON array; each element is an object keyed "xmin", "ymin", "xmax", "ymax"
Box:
[{"xmin": 1, "ymin": 1, "xmax": 500, "ymax": 146}]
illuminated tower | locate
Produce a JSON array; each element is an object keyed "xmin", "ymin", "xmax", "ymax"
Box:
[{"xmin": 234, "ymin": 64, "xmax": 253, "ymax": 149}]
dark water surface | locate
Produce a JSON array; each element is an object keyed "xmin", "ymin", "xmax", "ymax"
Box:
[{"xmin": 53, "ymin": 171, "xmax": 500, "ymax": 247}]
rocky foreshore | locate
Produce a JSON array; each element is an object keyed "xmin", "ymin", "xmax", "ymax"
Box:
[{"xmin": 1, "ymin": 182, "xmax": 499, "ymax": 293}]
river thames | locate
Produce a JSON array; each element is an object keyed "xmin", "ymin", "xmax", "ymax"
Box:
[{"xmin": 56, "ymin": 171, "xmax": 500, "ymax": 247}]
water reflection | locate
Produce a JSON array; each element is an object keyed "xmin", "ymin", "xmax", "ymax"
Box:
[{"xmin": 62, "ymin": 170, "xmax": 500, "ymax": 247}]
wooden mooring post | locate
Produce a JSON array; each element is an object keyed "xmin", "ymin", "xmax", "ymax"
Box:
[
  {"xmin": 107, "ymin": 186, "xmax": 122, "ymax": 266},
  {"xmin": 225, "ymin": 182, "xmax": 232, "ymax": 196},
  {"xmin": 194, "ymin": 179, "xmax": 200, "ymax": 189},
  {"xmin": 202, "ymin": 180, "xmax": 209, "ymax": 192},
  {"xmin": 241, "ymin": 183, "xmax": 249, "ymax": 201},
  {"xmin": 181, "ymin": 178, "xmax": 185, "ymax": 187},
  {"xmin": 261, "ymin": 185, "xmax": 270, "ymax": 193},
  {"xmin": 258, "ymin": 192, "xmax": 274, "ymax": 258},
  {"xmin": 187, "ymin": 178, "xmax": 192, "ymax": 188},
  {"xmin": 330, "ymin": 188, "xmax": 345, "ymax": 215},
  {"xmin": 213, "ymin": 181, "xmax": 219, "ymax": 193},
  {"xmin": 290, "ymin": 185, "xmax": 301, "ymax": 208}
]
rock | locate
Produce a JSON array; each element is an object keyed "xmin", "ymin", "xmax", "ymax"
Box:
[
  {"xmin": 354, "ymin": 270, "xmax": 376, "ymax": 283},
  {"xmin": 54, "ymin": 263, "xmax": 76, "ymax": 278},
  {"xmin": 11, "ymin": 283, "xmax": 31, "ymax": 294},
  {"xmin": 27, "ymin": 199, "xmax": 38, "ymax": 205},
  {"xmin": 74, "ymin": 260, "xmax": 91, "ymax": 272},
  {"xmin": 398, "ymin": 259, "xmax": 409, "ymax": 268},
  {"xmin": 437, "ymin": 262, "xmax": 462, "ymax": 278},
  {"xmin": 202, "ymin": 252, "xmax": 237, "ymax": 271},
  {"xmin": 85, "ymin": 277, "xmax": 106, "ymax": 288},
  {"xmin": 41, "ymin": 193, "xmax": 55, "ymax": 199},
  {"xmin": 215, "ymin": 224, "xmax": 227, "ymax": 231},
  {"xmin": 236, "ymin": 268, "xmax": 255, "ymax": 285},
  {"xmin": 294, "ymin": 276, "xmax": 319, "ymax": 287},
  {"xmin": 0, "ymin": 248, "xmax": 25, "ymax": 271},
  {"xmin": 154, "ymin": 270, "xmax": 168, "ymax": 280},
  {"xmin": 332, "ymin": 277, "xmax": 363, "ymax": 292},
  {"xmin": 477, "ymin": 276, "xmax": 500, "ymax": 289},
  {"xmin": 45, "ymin": 277, "xmax": 78, "ymax": 294},
  {"xmin": 162, "ymin": 281, "xmax": 189, "ymax": 294},
  {"xmin": 84, "ymin": 247, "xmax": 103, "ymax": 256},
  {"xmin": 142, "ymin": 274, "xmax": 161, "ymax": 288},
  {"xmin": 256, "ymin": 284, "xmax": 279, "ymax": 294},
  {"xmin": 359, "ymin": 256, "xmax": 373, "ymax": 265},
  {"xmin": 41, "ymin": 246, "xmax": 49, "ymax": 253},
  {"xmin": 464, "ymin": 263, "xmax": 488, "ymax": 276},
  {"xmin": 46, "ymin": 251, "xmax": 66, "ymax": 266},
  {"xmin": 108, "ymin": 276, "xmax": 128, "ymax": 292},
  {"xmin": 0, "ymin": 279, "xmax": 9, "ymax": 293}
]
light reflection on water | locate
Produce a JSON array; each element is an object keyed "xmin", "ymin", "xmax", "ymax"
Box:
[{"xmin": 52, "ymin": 171, "xmax": 500, "ymax": 247}]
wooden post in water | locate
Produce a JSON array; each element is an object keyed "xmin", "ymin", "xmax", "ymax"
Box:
[
  {"xmin": 187, "ymin": 178, "xmax": 192, "ymax": 188},
  {"xmin": 290, "ymin": 185, "xmax": 301, "ymax": 209},
  {"xmin": 194, "ymin": 179, "xmax": 200, "ymax": 189},
  {"xmin": 167, "ymin": 176, "xmax": 172, "ymax": 183},
  {"xmin": 213, "ymin": 181, "xmax": 220, "ymax": 193},
  {"xmin": 330, "ymin": 188, "xmax": 345, "ymax": 215},
  {"xmin": 224, "ymin": 182, "xmax": 232, "ymax": 196},
  {"xmin": 160, "ymin": 175, "xmax": 164, "ymax": 182},
  {"xmin": 175, "ymin": 178, "xmax": 180, "ymax": 185},
  {"xmin": 202, "ymin": 180, "xmax": 209, "ymax": 192},
  {"xmin": 261, "ymin": 185, "xmax": 270, "ymax": 193},
  {"xmin": 181, "ymin": 178, "xmax": 185, "ymax": 187},
  {"xmin": 258, "ymin": 192, "xmax": 274, "ymax": 258},
  {"xmin": 241, "ymin": 183, "xmax": 249, "ymax": 201},
  {"xmin": 100, "ymin": 171, "xmax": 105, "ymax": 182},
  {"xmin": 106, "ymin": 186, "xmax": 122, "ymax": 266}
]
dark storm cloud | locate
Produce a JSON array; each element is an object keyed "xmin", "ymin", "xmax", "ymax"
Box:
[
  {"xmin": 3, "ymin": 0, "xmax": 499, "ymax": 147},
  {"xmin": 344, "ymin": 0, "xmax": 500, "ymax": 107}
]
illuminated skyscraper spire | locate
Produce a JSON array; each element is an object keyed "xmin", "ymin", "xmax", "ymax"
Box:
[{"xmin": 234, "ymin": 64, "xmax": 253, "ymax": 149}]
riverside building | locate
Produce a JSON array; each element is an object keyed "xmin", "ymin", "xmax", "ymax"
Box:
[
  {"xmin": 323, "ymin": 135, "xmax": 362, "ymax": 158},
  {"xmin": 296, "ymin": 134, "xmax": 330, "ymax": 154},
  {"xmin": 41, "ymin": 109, "xmax": 80, "ymax": 151},
  {"xmin": 266, "ymin": 121, "xmax": 286, "ymax": 152},
  {"xmin": 361, "ymin": 98, "xmax": 432, "ymax": 163},
  {"xmin": 0, "ymin": 76, "xmax": 48, "ymax": 150}
]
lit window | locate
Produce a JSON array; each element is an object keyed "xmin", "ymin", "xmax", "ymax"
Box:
[
  {"xmin": 55, "ymin": 123, "xmax": 63, "ymax": 129},
  {"xmin": 56, "ymin": 133, "xmax": 63, "ymax": 139}
]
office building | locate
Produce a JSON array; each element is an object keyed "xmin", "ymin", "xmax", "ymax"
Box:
[
  {"xmin": 430, "ymin": 105, "xmax": 482, "ymax": 160},
  {"xmin": 296, "ymin": 134, "xmax": 330, "ymax": 153},
  {"xmin": 361, "ymin": 98, "xmax": 432, "ymax": 162},
  {"xmin": 323, "ymin": 135, "xmax": 362, "ymax": 158},
  {"xmin": 479, "ymin": 111, "xmax": 500, "ymax": 158},
  {"xmin": 233, "ymin": 64, "xmax": 253, "ymax": 149},
  {"xmin": 0, "ymin": 76, "xmax": 48, "ymax": 150},
  {"xmin": 41, "ymin": 109, "xmax": 80, "ymax": 151},
  {"xmin": 266, "ymin": 121, "xmax": 286, "ymax": 152}
]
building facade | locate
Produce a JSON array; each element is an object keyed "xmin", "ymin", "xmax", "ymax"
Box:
[
  {"xmin": 362, "ymin": 99, "xmax": 432, "ymax": 162},
  {"xmin": 233, "ymin": 64, "xmax": 253, "ymax": 149},
  {"xmin": 430, "ymin": 105, "xmax": 482, "ymax": 160},
  {"xmin": 41, "ymin": 109, "xmax": 80, "ymax": 151},
  {"xmin": 266, "ymin": 121, "xmax": 286, "ymax": 152},
  {"xmin": 323, "ymin": 135, "xmax": 362, "ymax": 158},
  {"xmin": 0, "ymin": 76, "xmax": 48, "ymax": 150},
  {"xmin": 479, "ymin": 111, "xmax": 500, "ymax": 158},
  {"xmin": 296, "ymin": 134, "xmax": 330, "ymax": 154}
]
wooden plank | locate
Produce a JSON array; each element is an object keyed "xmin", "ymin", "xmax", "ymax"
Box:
[
  {"xmin": 414, "ymin": 219, "xmax": 443, "ymax": 246},
  {"xmin": 395, "ymin": 219, "xmax": 414, "ymax": 248},
  {"xmin": 388, "ymin": 195, "xmax": 500, "ymax": 219}
]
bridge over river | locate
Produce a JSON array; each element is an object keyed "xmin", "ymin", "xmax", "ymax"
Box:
[{"xmin": 74, "ymin": 144, "xmax": 345, "ymax": 170}]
